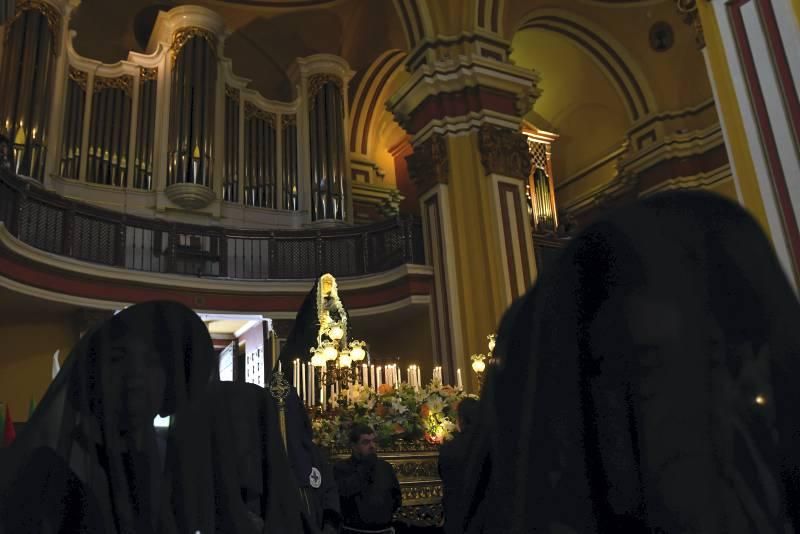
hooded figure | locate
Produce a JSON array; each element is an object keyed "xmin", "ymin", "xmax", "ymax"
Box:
[
  {"xmin": 465, "ymin": 191, "xmax": 800, "ymax": 533},
  {"xmin": 0, "ymin": 301, "xmax": 216, "ymax": 533},
  {"xmin": 168, "ymin": 381, "xmax": 308, "ymax": 533}
]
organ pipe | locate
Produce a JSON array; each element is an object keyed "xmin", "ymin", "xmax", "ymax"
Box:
[
  {"xmin": 167, "ymin": 29, "xmax": 216, "ymax": 189},
  {"xmin": 243, "ymin": 102, "xmax": 276, "ymax": 208},
  {"xmin": 87, "ymin": 76, "xmax": 132, "ymax": 186},
  {"xmin": 59, "ymin": 69, "xmax": 86, "ymax": 179},
  {"xmin": 307, "ymin": 75, "xmax": 346, "ymax": 221},
  {"xmin": 282, "ymin": 115, "xmax": 298, "ymax": 211},
  {"xmin": 223, "ymin": 86, "xmax": 239, "ymax": 202},
  {"xmin": 134, "ymin": 68, "xmax": 157, "ymax": 190},
  {"xmin": 0, "ymin": 4, "xmax": 59, "ymax": 180}
]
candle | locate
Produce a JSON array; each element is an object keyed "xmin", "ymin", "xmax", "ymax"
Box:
[
  {"xmin": 320, "ymin": 380, "xmax": 324, "ymax": 407},
  {"xmin": 457, "ymin": 369, "xmax": 463, "ymax": 389},
  {"xmin": 371, "ymin": 365, "xmax": 376, "ymax": 389},
  {"xmin": 278, "ymin": 361, "xmax": 282, "ymax": 374},
  {"xmin": 377, "ymin": 366, "xmax": 383, "ymax": 387},
  {"xmin": 301, "ymin": 363, "xmax": 307, "ymax": 404},
  {"xmin": 309, "ymin": 363, "xmax": 314, "ymax": 405},
  {"xmin": 398, "ymin": 366, "xmax": 403, "ymax": 384},
  {"xmin": 322, "ymin": 368, "xmax": 327, "ymax": 410},
  {"xmin": 417, "ymin": 366, "xmax": 422, "ymax": 388},
  {"xmin": 362, "ymin": 364, "xmax": 368, "ymax": 386}
]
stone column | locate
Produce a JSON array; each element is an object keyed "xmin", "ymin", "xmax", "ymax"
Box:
[
  {"xmin": 389, "ymin": 33, "xmax": 541, "ymax": 391},
  {"xmin": 695, "ymin": 0, "xmax": 800, "ymax": 288}
]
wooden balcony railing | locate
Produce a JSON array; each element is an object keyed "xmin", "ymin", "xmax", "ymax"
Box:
[{"xmin": 0, "ymin": 169, "xmax": 426, "ymax": 279}]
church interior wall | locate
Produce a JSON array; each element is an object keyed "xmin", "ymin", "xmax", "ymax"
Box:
[{"xmin": 0, "ymin": 312, "xmax": 80, "ymax": 422}]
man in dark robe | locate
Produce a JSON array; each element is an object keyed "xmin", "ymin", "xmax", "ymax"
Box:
[
  {"xmin": 335, "ymin": 424, "xmax": 401, "ymax": 532},
  {"xmin": 0, "ymin": 301, "xmax": 217, "ymax": 533},
  {"xmin": 438, "ymin": 397, "xmax": 480, "ymax": 534},
  {"xmin": 462, "ymin": 191, "xmax": 800, "ymax": 533}
]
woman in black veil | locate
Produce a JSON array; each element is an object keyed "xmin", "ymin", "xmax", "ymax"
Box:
[
  {"xmin": 0, "ymin": 300, "xmax": 216, "ymax": 533},
  {"xmin": 464, "ymin": 191, "xmax": 800, "ymax": 533}
]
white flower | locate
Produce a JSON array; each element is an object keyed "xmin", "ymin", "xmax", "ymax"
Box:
[
  {"xmin": 391, "ymin": 398, "xmax": 408, "ymax": 414},
  {"xmin": 427, "ymin": 395, "xmax": 445, "ymax": 414}
]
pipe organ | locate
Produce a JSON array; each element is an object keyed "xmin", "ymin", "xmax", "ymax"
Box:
[
  {"xmin": 0, "ymin": 2, "xmax": 354, "ymax": 224},
  {"xmin": 0, "ymin": 1, "xmax": 59, "ymax": 180},
  {"xmin": 167, "ymin": 29, "xmax": 216, "ymax": 190},
  {"xmin": 308, "ymin": 75, "xmax": 347, "ymax": 221},
  {"xmin": 244, "ymin": 102, "xmax": 277, "ymax": 209},
  {"xmin": 523, "ymin": 124, "xmax": 559, "ymax": 233}
]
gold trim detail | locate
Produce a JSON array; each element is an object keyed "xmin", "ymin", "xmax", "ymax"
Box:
[
  {"xmin": 68, "ymin": 67, "xmax": 88, "ymax": 91},
  {"xmin": 94, "ymin": 75, "xmax": 133, "ymax": 98},
  {"xmin": 281, "ymin": 114, "xmax": 297, "ymax": 128},
  {"xmin": 477, "ymin": 124, "xmax": 531, "ymax": 180},
  {"xmin": 225, "ymin": 85, "xmax": 240, "ymax": 102},
  {"xmin": 170, "ymin": 27, "xmax": 217, "ymax": 61},
  {"xmin": 140, "ymin": 67, "xmax": 158, "ymax": 82},
  {"xmin": 6, "ymin": 1, "xmax": 61, "ymax": 53},
  {"xmin": 308, "ymin": 73, "xmax": 342, "ymax": 105},
  {"xmin": 244, "ymin": 101, "xmax": 276, "ymax": 126}
]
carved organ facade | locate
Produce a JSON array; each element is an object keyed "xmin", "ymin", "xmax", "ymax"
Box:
[{"xmin": 0, "ymin": 1, "xmax": 354, "ymax": 226}]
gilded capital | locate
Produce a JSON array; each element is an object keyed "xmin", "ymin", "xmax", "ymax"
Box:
[
  {"xmin": 406, "ymin": 135, "xmax": 449, "ymax": 193},
  {"xmin": 477, "ymin": 125, "xmax": 531, "ymax": 180}
]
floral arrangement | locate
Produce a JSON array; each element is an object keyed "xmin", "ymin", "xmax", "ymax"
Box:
[{"xmin": 311, "ymin": 381, "xmax": 477, "ymax": 451}]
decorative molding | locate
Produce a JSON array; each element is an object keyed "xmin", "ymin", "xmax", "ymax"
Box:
[
  {"xmin": 307, "ymin": 73, "xmax": 343, "ymax": 104},
  {"xmin": 93, "ymin": 75, "xmax": 133, "ymax": 97},
  {"xmin": 406, "ymin": 135, "xmax": 448, "ymax": 194},
  {"xmin": 244, "ymin": 101, "xmax": 276, "ymax": 125},
  {"xmin": 140, "ymin": 67, "xmax": 158, "ymax": 82},
  {"xmin": 170, "ymin": 27, "xmax": 217, "ymax": 60},
  {"xmin": 477, "ymin": 125, "xmax": 531, "ymax": 179},
  {"xmin": 165, "ymin": 182, "xmax": 216, "ymax": 209},
  {"xmin": 676, "ymin": 0, "xmax": 705, "ymax": 49},
  {"xmin": 281, "ymin": 114, "xmax": 297, "ymax": 128},
  {"xmin": 638, "ymin": 164, "xmax": 733, "ymax": 196},
  {"xmin": 387, "ymin": 55, "xmax": 541, "ymax": 140},
  {"xmin": 224, "ymin": 85, "xmax": 239, "ymax": 102},
  {"xmin": 68, "ymin": 67, "xmax": 88, "ymax": 90}
]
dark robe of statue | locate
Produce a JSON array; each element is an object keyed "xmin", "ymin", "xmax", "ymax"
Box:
[
  {"xmin": 168, "ymin": 381, "xmax": 309, "ymax": 533},
  {"xmin": 0, "ymin": 301, "xmax": 216, "ymax": 533},
  {"xmin": 463, "ymin": 191, "xmax": 800, "ymax": 533},
  {"xmin": 275, "ymin": 275, "xmax": 344, "ymax": 532}
]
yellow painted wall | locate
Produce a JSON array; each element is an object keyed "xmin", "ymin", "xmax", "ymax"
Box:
[
  {"xmin": 0, "ymin": 313, "xmax": 79, "ymax": 422},
  {"xmin": 513, "ymin": 29, "xmax": 630, "ymax": 183}
]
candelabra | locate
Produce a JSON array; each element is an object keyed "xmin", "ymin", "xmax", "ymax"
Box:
[{"xmin": 470, "ymin": 334, "xmax": 496, "ymax": 390}]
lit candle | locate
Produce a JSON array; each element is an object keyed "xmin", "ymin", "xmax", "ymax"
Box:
[
  {"xmin": 362, "ymin": 364, "xmax": 368, "ymax": 386},
  {"xmin": 398, "ymin": 366, "xmax": 403, "ymax": 384},
  {"xmin": 278, "ymin": 361, "xmax": 282, "ymax": 374},
  {"xmin": 378, "ymin": 366, "xmax": 383, "ymax": 387},
  {"xmin": 457, "ymin": 369, "xmax": 463, "ymax": 389},
  {"xmin": 371, "ymin": 364, "xmax": 377, "ymax": 389},
  {"xmin": 417, "ymin": 366, "xmax": 422, "ymax": 388},
  {"xmin": 301, "ymin": 363, "xmax": 307, "ymax": 404},
  {"xmin": 321, "ymin": 367, "xmax": 327, "ymax": 410},
  {"xmin": 309, "ymin": 363, "xmax": 314, "ymax": 405}
]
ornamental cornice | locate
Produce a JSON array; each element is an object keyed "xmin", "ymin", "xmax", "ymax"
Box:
[{"xmin": 387, "ymin": 55, "xmax": 541, "ymax": 136}]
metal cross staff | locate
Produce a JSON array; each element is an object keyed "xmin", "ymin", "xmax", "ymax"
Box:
[{"xmin": 268, "ymin": 368, "xmax": 291, "ymax": 451}]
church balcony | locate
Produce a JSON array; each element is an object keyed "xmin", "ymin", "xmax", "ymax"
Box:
[{"xmin": 0, "ymin": 169, "xmax": 426, "ymax": 282}]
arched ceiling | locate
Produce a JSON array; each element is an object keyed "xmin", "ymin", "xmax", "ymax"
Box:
[
  {"xmin": 511, "ymin": 28, "xmax": 630, "ymax": 183},
  {"xmin": 69, "ymin": 0, "xmax": 405, "ymax": 101}
]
